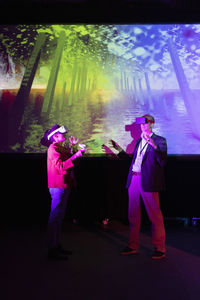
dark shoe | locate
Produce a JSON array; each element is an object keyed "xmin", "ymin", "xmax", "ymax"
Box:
[
  {"xmin": 152, "ymin": 251, "xmax": 166, "ymax": 260},
  {"xmin": 57, "ymin": 244, "xmax": 73, "ymax": 255},
  {"xmin": 48, "ymin": 248, "xmax": 68, "ymax": 260},
  {"xmin": 120, "ymin": 246, "xmax": 138, "ymax": 255}
]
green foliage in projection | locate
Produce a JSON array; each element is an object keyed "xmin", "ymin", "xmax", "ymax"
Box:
[
  {"xmin": 40, "ymin": 25, "xmax": 120, "ymax": 94},
  {"xmin": 0, "ymin": 24, "xmax": 122, "ymax": 153},
  {"xmin": 0, "ymin": 24, "xmax": 118, "ymax": 70},
  {"xmin": 0, "ymin": 25, "xmax": 44, "ymax": 64}
]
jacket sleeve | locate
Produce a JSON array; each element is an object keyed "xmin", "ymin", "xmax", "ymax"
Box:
[
  {"xmin": 49, "ymin": 146, "xmax": 73, "ymax": 174},
  {"xmin": 154, "ymin": 137, "xmax": 167, "ymax": 167}
]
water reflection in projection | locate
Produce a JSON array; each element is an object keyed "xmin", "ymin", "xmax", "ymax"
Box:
[{"xmin": 1, "ymin": 87, "xmax": 199, "ymax": 154}]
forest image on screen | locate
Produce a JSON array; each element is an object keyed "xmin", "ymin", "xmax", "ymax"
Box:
[{"xmin": 0, "ymin": 24, "xmax": 200, "ymax": 154}]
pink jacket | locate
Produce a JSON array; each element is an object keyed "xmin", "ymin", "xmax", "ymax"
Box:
[{"xmin": 47, "ymin": 142, "xmax": 74, "ymax": 188}]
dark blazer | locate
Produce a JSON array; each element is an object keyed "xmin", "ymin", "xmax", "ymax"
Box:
[{"xmin": 125, "ymin": 133, "xmax": 167, "ymax": 192}]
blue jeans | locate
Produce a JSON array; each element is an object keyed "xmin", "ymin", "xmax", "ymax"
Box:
[{"xmin": 48, "ymin": 188, "xmax": 71, "ymax": 249}]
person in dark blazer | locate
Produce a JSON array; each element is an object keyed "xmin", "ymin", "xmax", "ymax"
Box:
[{"xmin": 111, "ymin": 114, "xmax": 167, "ymax": 259}]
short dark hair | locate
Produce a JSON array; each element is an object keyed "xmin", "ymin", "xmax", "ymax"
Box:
[
  {"xmin": 49, "ymin": 135, "xmax": 55, "ymax": 143},
  {"xmin": 143, "ymin": 114, "xmax": 155, "ymax": 123}
]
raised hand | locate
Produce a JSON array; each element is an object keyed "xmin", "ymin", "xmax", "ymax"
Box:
[
  {"xmin": 102, "ymin": 144, "xmax": 115, "ymax": 154},
  {"xmin": 109, "ymin": 139, "xmax": 123, "ymax": 152},
  {"xmin": 143, "ymin": 133, "xmax": 157, "ymax": 149},
  {"xmin": 69, "ymin": 136, "xmax": 79, "ymax": 146}
]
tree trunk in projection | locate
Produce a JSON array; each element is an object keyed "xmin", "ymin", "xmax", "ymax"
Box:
[
  {"xmin": 8, "ymin": 32, "xmax": 46, "ymax": 147},
  {"xmin": 124, "ymin": 71, "xmax": 127, "ymax": 91},
  {"xmin": 60, "ymin": 81, "xmax": 67, "ymax": 110},
  {"xmin": 144, "ymin": 72, "xmax": 154, "ymax": 110},
  {"xmin": 68, "ymin": 62, "xmax": 78, "ymax": 106},
  {"xmin": 127, "ymin": 77, "xmax": 129, "ymax": 92},
  {"xmin": 75, "ymin": 67, "xmax": 81, "ymax": 100},
  {"xmin": 79, "ymin": 64, "xmax": 84, "ymax": 99},
  {"xmin": 79, "ymin": 62, "xmax": 88, "ymax": 99},
  {"xmin": 87, "ymin": 78, "xmax": 91, "ymax": 92},
  {"xmin": 133, "ymin": 77, "xmax": 138, "ymax": 103},
  {"xmin": 168, "ymin": 38, "xmax": 200, "ymax": 138},
  {"xmin": 83, "ymin": 66, "xmax": 88, "ymax": 96},
  {"xmin": 115, "ymin": 77, "xmax": 119, "ymax": 91},
  {"xmin": 120, "ymin": 71, "xmax": 123, "ymax": 92},
  {"xmin": 111, "ymin": 54, "xmax": 115, "ymax": 66},
  {"xmin": 138, "ymin": 78, "xmax": 145, "ymax": 105},
  {"xmin": 42, "ymin": 31, "xmax": 65, "ymax": 113},
  {"xmin": 15, "ymin": 32, "xmax": 46, "ymax": 102},
  {"xmin": 92, "ymin": 74, "xmax": 97, "ymax": 91}
]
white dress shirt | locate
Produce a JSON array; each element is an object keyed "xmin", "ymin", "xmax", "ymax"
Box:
[{"xmin": 132, "ymin": 132, "xmax": 153, "ymax": 172}]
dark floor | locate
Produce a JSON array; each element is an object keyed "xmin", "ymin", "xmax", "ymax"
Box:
[{"xmin": 3, "ymin": 220, "xmax": 200, "ymax": 300}]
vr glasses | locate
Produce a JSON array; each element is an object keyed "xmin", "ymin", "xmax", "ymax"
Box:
[
  {"xmin": 47, "ymin": 125, "xmax": 68, "ymax": 140},
  {"xmin": 135, "ymin": 116, "xmax": 155, "ymax": 124}
]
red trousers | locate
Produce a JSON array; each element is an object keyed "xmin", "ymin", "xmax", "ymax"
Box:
[{"xmin": 128, "ymin": 174, "xmax": 165, "ymax": 252}]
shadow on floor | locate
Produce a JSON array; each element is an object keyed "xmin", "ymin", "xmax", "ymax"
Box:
[{"xmin": 2, "ymin": 220, "xmax": 200, "ymax": 300}]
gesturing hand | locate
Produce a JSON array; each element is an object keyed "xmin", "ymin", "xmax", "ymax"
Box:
[
  {"xmin": 102, "ymin": 144, "xmax": 115, "ymax": 154},
  {"xmin": 143, "ymin": 133, "xmax": 157, "ymax": 149},
  {"xmin": 69, "ymin": 136, "xmax": 79, "ymax": 146},
  {"xmin": 71, "ymin": 150, "xmax": 83, "ymax": 160},
  {"xmin": 109, "ymin": 139, "xmax": 123, "ymax": 152}
]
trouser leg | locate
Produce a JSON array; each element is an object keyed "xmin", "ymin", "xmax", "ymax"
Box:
[
  {"xmin": 48, "ymin": 188, "xmax": 70, "ymax": 249},
  {"xmin": 47, "ymin": 222, "xmax": 60, "ymax": 249},
  {"xmin": 128, "ymin": 175, "xmax": 141, "ymax": 250},
  {"xmin": 140, "ymin": 188, "xmax": 165, "ymax": 253}
]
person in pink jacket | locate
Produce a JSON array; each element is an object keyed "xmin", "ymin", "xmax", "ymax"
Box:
[{"xmin": 41, "ymin": 124, "xmax": 84, "ymax": 260}]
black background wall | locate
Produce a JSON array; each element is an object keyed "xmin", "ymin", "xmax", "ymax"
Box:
[
  {"xmin": 1, "ymin": 0, "xmax": 200, "ymax": 24},
  {"xmin": 1, "ymin": 154, "xmax": 200, "ymax": 225}
]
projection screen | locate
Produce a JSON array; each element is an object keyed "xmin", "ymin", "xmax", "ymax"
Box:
[{"xmin": 0, "ymin": 24, "xmax": 200, "ymax": 154}]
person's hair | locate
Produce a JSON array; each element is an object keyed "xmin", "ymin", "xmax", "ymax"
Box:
[
  {"xmin": 40, "ymin": 130, "xmax": 53, "ymax": 147},
  {"xmin": 49, "ymin": 135, "xmax": 55, "ymax": 143},
  {"xmin": 143, "ymin": 114, "xmax": 155, "ymax": 123}
]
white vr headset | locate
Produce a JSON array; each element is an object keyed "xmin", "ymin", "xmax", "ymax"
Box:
[{"xmin": 47, "ymin": 125, "xmax": 68, "ymax": 140}]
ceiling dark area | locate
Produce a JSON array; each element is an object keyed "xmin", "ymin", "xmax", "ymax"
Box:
[{"xmin": 0, "ymin": 0, "xmax": 200, "ymax": 23}]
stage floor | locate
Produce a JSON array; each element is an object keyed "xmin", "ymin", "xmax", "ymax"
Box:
[{"xmin": 3, "ymin": 220, "xmax": 200, "ymax": 300}]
